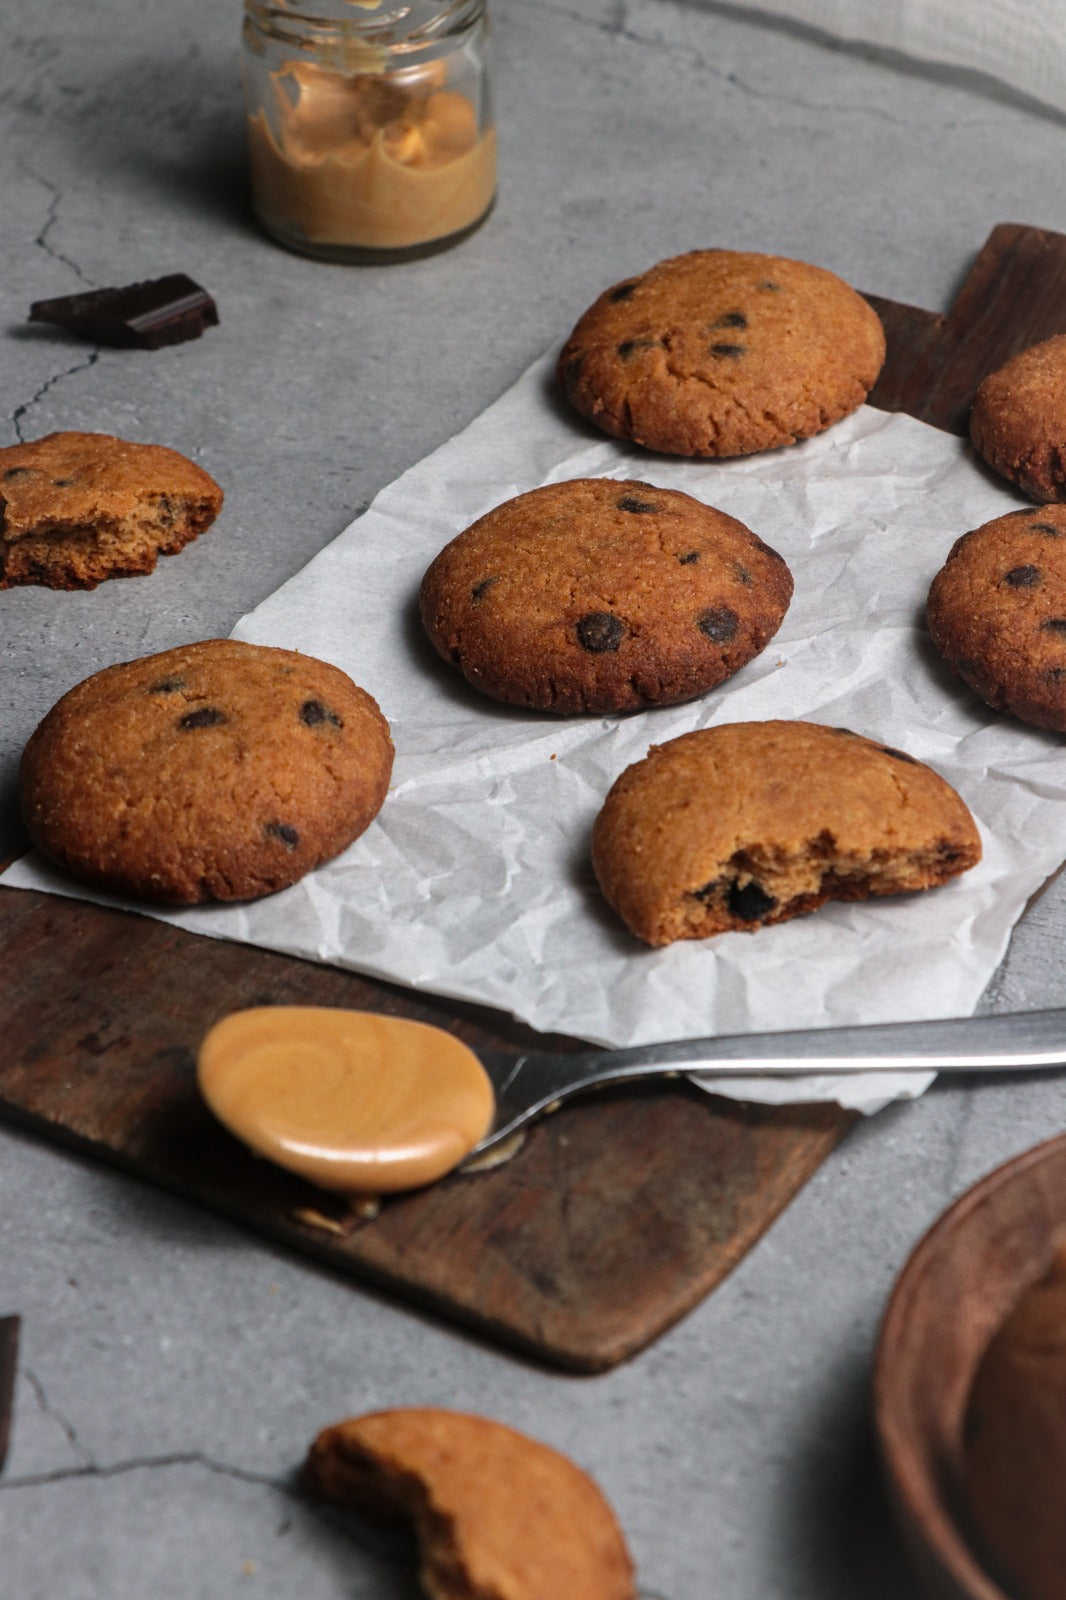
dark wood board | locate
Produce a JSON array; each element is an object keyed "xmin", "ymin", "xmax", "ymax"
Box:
[{"xmin": 1, "ymin": 222, "xmax": 1063, "ymax": 1373}]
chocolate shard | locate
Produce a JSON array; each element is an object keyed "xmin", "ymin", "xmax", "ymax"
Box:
[
  {"xmin": 29, "ymin": 274, "xmax": 219, "ymax": 349},
  {"xmin": 0, "ymin": 1315, "xmax": 20, "ymax": 1474}
]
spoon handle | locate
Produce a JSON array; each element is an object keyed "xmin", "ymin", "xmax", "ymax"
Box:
[{"xmin": 474, "ymin": 1007, "xmax": 1066, "ymax": 1150}]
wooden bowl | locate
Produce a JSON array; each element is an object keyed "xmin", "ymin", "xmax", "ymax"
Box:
[{"xmin": 873, "ymin": 1130, "xmax": 1066, "ymax": 1600}]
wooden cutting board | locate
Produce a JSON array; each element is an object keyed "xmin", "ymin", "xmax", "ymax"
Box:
[{"xmin": 2, "ymin": 222, "xmax": 1063, "ymax": 1374}]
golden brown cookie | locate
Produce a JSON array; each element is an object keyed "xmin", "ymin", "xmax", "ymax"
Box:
[
  {"xmin": 0, "ymin": 430, "xmax": 222, "ymax": 589},
  {"xmin": 557, "ymin": 250, "xmax": 886, "ymax": 458},
  {"xmin": 963, "ymin": 1241, "xmax": 1066, "ymax": 1600},
  {"xmin": 303, "ymin": 1408, "xmax": 636, "ymax": 1600},
  {"xmin": 20, "ymin": 639, "xmax": 393, "ymax": 904},
  {"xmin": 927, "ymin": 506, "xmax": 1066, "ymax": 730},
  {"xmin": 591, "ymin": 720, "xmax": 980, "ymax": 946},
  {"xmin": 970, "ymin": 334, "xmax": 1066, "ymax": 501},
  {"xmin": 419, "ymin": 478, "xmax": 793, "ymax": 713}
]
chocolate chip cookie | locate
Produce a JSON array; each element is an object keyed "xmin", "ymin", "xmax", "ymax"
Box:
[
  {"xmin": 20, "ymin": 639, "xmax": 393, "ymax": 904},
  {"xmin": 557, "ymin": 250, "xmax": 886, "ymax": 457},
  {"xmin": 927, "ymin": 506, "xmax": 1066, "ymax": 730},
  {"xmin": 304, "ymin": 1409, "xmax": 636, "ymax": 1600},
  {"xmin": 419, "ymin": 478, "xmax": 793, "ymax": 713},
  {"xmin": 0, "ymin": 430, "xmax": 222, "ymax": 589},
  {"xmin": 591, "ymin": 720, "xmax": 980, "ymax": 946},
  {"xmin": 970, "ymin": 334, "xmax": 1066, "ymax": 501}
]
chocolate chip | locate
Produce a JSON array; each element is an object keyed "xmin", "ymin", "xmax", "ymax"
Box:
[
  {"xmin": 178, "ymin": 707, "xmax": 227, "ymax": 729},
  {"xmin": 710, "ymin": 343, "xmax": 746, "ymax": 359},
  {"xmin": 300, "ymin": 699, "xmax": 342, "ymax": 729},
  {"xmin": 617, "ymin": 495, "xmax": 660, "ymax": 514},
  {"xmin": 562, "ymin": 354, "xmax": 584, "ymax": 387},
  {"xmin": 691, "ymin": 877, "xmax": 725, "ymax": 902},
  {"xmin": 576, "ymin": 612, "xmax": 623, "ymax": 653},
  {"xmin": 710, "ymin": 311, "xmax": 748, "ymax": 329},
  {"xmin": 697, "ymin": 606, "xmax": 739, "ymax": 643},
  {"xmin": 1004, "ymin": 564, "xmax": 1040, "ymax": 587},
  {"xmin": 1030, "ymin": 522, "xmax": 1062, "ymax": 536},
  {"xmin": 1041, "ymin": 619, "xmax": 1066, "ymax": 634},
  {"xmin": 728, "ymin": 879, "xmax": 777, "ymax": 921},
  {"xmin": 157, "ymin": 493, "xmax": 176, "ymax": 528},
  {"xmin": 750, "ymin": 536, "xmax": 786, "ymax": 563},
  {"xmin": 677, "ymin": 551, "xmax": 700, "ymax": 565},
  {"xmin": 1045, "ymin": 667, "xmax": 1066, "ymax": 682},
  {"xmin": 878, "ymin": 744, "xmax": 918, "ymax": 764},
  {"xmin": 2, "ymin": 467, "xmax": 33, "ymax": 479},
  {"xmin": 732, "ymin": 563, "xmax": 751, "ymax": 585},
  {"xmin": 471, "ymin": 576, "xmax": 499, "ymax": 603},
  {"xmin": 757, "ymin": 281, "xmax": 781, "ymax": 292},
  {"xmin": 148, "ymin": 676, "xmax": 186, "ymax": 694},
  {"xmin": 51, "ymin": 478, "xmax": 74, "ymax": 487},
  {"xmin": 610, "ymin": 282, "xmax": 638, "ymax": 302},
  {"xmin": 617, "ymin": 338, "xmax": 657, "ymax": 359},
  {"xmin": 266, "ymin": 822, "xmax": 300, "ymax": 849}
]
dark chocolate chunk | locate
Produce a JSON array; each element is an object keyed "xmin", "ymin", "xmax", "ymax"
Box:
[
  {"xmin": 617, "ymin": 495, "xmax": 660, "ymax": 514},
  {"xmin": 470, "ymin": 576, "xmax": 499, "ymax": 603},
  {"xmin": 677, "ymin": 551, "xmax": 700, "ymax": 565},
  {"xmin": 617, "ymin": 338, "xmax": 658, "ymax": 359},
  {"xmin": 710, "ymin": 342, "xmax": 746, "ymax": 359},
  {"xmin": 1045, "ymin": 666, "xmax": 1066, "ymax": 682},
  {"xmin": 691, "ymin": 877, "xmax": 725, "ymax": 903},
  {"xmin": 610, "ymin": 282, "xmax": 638, "ymax": 302},
  {"xmin": 51, "ymin": 477, "xmax": 74, "ymax": 487},
  {"xmin": 576, "ymin": 612, "xmax": 624, "ymax": 653},
  {"xmin": 300, "ymin": 698, "xmax": 342, "ymax": 729},
  {"xmin": 266, "ymin": 822, "xmax": 300, "ymax": 849},
  {"xmin": 1040, "ymin": 619, "xmax": 1066, "ymax": 634},
  {"xmin": 178, "ymin": 706, "xmax": 227, "ymax": 730},
  {"xmin": 732, "ymin": 563, "xmax": 751, "ymax": 584},
  {"xmin": 710, "ymin": 310, "xmax": 748, "ymax": 329},
  {"xmin": 148, "ymin": 676, "xmax": 186, "ymax": 694},
  {"xmin": 2, "ymin": 467, "xmax": 34, "ymax": 480},
  {"xmin": 878, "ymin": 744, "xmax": 918, "ymax": 764},
  {"xmin": 29, "ymin": 274, "xmax": 219, "ymax": 350},
  {"xmin": 1030, "ymin": 522, "xmax": 1062, "ymax": 536},
  {"xmin": 728, "ymin": 879, "xmax": 777, "ymax": 922},
  {"xmin": 0, "ymin": 1315, "xmax": 19, "ymax": 1475},
  {"xmin": 1004, "ymin": 564, "xmax": 1040, "ymax": 587},
  {"xmin": 697, "ymin": 605, "xmax": 739, "ymax": 643}
]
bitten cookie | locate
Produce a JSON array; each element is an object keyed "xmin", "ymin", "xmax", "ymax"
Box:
[
  {"xmin": 304, "ymin": 1409, "xmax": 636, "ymax": 1600},
  {"xmin": 970, "ymin": 334, "xmax": 1066, "ymax": 501},
  {"xmin": 20, "ymin": 639, "xmax": 393, "ymax": 904},
  {"xmin": 0, "ymin": 430, "xmax": 222, "ymax": 589},
  {"xmin": 927, "ymin": 506, "xmax": 1066, "ymax": 731},
  {"xmin": 964, "ymin": 1243, "xmax": 1066, "ymax": 1600},
  {"xmin": 591, "ymin": 720, "xmax": 980, "ymax": 946},
  {"xmin": 557, "ymin": 249, "xmax": 886, "ymax": 458},
  {"xmin": 419, "ymin": 478, "xmax": 793, "ymax": 713}
]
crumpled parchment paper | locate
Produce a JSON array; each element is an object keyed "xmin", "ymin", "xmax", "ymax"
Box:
[{"xmin": 6, "ymin": 352, "xmax": 1063, "ymax": 1113}]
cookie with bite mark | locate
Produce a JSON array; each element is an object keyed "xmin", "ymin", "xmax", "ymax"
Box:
[
  {"xmin": 0, "ymin": 430, "xmax": 223, "ymax": 589},
  {"xmin": 591, "ymin": 720, "xmax": 980, "ymax": 946}
]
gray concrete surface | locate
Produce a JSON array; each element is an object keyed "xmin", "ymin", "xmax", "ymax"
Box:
[{"xmin": 4, "ymin": 1, "xmax": 1066, "ymax": 1594}]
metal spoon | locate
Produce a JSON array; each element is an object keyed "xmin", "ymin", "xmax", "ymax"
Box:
[{"xmin": 467, "ymin": 1006, "xmax": 1066, "ymax": 1155}]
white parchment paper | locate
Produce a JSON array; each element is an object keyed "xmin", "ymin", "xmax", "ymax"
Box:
[{"xmin": 6, "ymin": 353, "xmax": 1065, "ymax": 1112}]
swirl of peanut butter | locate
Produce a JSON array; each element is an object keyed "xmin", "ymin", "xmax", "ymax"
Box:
[{"xmin": 198, "ymin": 1007, "xmax": 495, "ymax": 1193}]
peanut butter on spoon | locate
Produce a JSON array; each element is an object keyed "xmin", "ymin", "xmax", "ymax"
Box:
[{"xmin": 197, "ymin": 1007, "xmax": 495, "ymax": 1194}]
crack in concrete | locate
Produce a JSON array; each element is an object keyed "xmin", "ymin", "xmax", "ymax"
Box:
[
  {"xmin": 23, "ymin": 1367, "xmax": 95, "ymax": 1470},
  {"xmin": 1, "ymin": 1445, "xmax": 286, "ymax": 1494},
  {"xmin": 12, "ymin": 349, "xmax": 99, "ymax": 442},
  {"xmin": 19, "ymin": 159, "xmax": 93, "ymax": 287}
]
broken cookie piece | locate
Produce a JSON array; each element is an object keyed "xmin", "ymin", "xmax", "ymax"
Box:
[
  {"xmin": 0, "ymin": 431, "xmax": 222, "ymax": 589},
  {"xmin": 303, "ymin": 1408, "xmax": 636, "ymax": 1600},
  {"xmin": 591, "ymin": 719, "xmax": 980, "ymax": 946}
]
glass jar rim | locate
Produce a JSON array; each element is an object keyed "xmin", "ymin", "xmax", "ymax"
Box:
[{"xmin": 244, "ymin": 0, "xmax": 485, "ymax": 48}]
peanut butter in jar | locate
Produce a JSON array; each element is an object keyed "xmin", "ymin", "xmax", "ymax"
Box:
[{"xmin": 242, "ymin": 0, "xmax": 496, "ymax": 261}]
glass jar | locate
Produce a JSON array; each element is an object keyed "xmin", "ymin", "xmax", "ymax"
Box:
[{"xmin": 242, "ymin": 0, "xmax": 495, "ymax": 262}]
